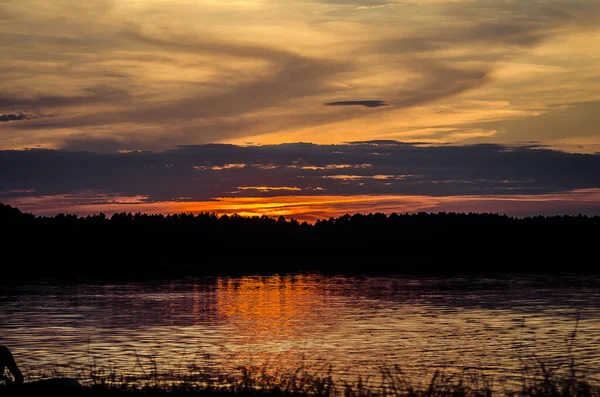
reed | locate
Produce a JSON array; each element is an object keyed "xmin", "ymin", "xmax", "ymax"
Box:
[{"xmin": 2, "ymin": 355, "xmax": 598, "ymax": 397}]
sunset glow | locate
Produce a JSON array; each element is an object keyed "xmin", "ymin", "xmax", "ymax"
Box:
[
  {"xmin": 2, "ymin": 1, "xmax": 600, "ymax": 391},
  {"xmin": 1, "ymin": 0, "xmax": 599, "ymax": 216},
  {"xmin": 6, "ymin": 189, "xmax": 600, "ymax": 223}
]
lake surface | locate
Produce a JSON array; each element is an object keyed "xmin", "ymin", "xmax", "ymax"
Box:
[{"xmin": 1, "ymin": 274, "xmax": 600, "ymax": 389}]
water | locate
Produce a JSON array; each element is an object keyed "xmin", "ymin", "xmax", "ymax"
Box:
[{"xmin": 1, "ymin": 274, "xmax": 600, "ymax": 388}]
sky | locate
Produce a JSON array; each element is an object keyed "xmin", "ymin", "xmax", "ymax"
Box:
[{"xmin": 1, "ymin": 0, "xmax": 599, "ymax": 220}]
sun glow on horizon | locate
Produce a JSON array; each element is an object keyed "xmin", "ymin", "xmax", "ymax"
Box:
[{"xmin": 5, "ymin": 189, "xmax": 600, "ymax": 223}]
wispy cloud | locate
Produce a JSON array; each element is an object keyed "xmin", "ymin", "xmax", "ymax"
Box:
[
  {"xmin": 0, "ymin": 85, "xmax": 129, "ymax": 110},
  {"xmin": 0, "ymin": 0, "xmax": 598, "ymax": 151}
]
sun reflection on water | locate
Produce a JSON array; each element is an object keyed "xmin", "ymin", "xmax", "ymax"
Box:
[
  {"xmin": 1, "ymin": 275, "xmax": 600, "ymax": 388},
  {"xmin": 216, "ymin": 275, "xmax": 325, "ymax": 341}
]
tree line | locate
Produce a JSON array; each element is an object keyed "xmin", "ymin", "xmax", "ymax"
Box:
[{"xmin": 1, "ymin": 202, "xmax": 598, "ymax": 280}]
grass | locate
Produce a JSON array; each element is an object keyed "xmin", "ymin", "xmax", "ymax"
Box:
[{"xmin": 2, "ymin": 354, "xmax": 599, "ymax": 397}]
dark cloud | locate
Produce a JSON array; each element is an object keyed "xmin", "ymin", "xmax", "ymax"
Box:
[
  {"xmin": 0, "ymin": 85, "xmax": 129, "ymax": 110},
  {"xmin": 325, "ymin": 100, "xmax": 388, "ymax": 108},
  {"xmin": 0, "ymin": 113, "xmax": 57, "ymax": 123},
  {"xmin": 319, "ymin": 0, "xmax": 390, "ymax": 5},
  {"xmin": 1, "ymin": 142, "xmax": 598, "ymax": 205},
  {"xmin": 0, "ymin": 113, "xmax": 27, "ymax": 122},
  {"xmin": 61, "ymin": 136, "xmax": 150, "ymax": 153}
]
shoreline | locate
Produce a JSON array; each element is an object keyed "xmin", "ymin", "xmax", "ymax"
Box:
[{"xmin": 2, "ymin": 361, "xmax": 598, "ymax": 397}]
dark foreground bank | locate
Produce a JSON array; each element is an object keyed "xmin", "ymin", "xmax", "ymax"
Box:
[
  {"xmin": 1, "ymin": 364, "xmax": 598, "ymax": 397},
  {"xmin": 2, "ymin": 202, "xmax": 599, "ymax": 280}
]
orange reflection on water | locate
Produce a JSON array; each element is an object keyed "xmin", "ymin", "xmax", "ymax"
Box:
[{"xmin": 216, "ymin": 275, "xmax": 325, "ymax": 343}]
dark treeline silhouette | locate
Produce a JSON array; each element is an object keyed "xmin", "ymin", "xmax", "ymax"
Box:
[{"xmin": 1, "ymin": 202, "xmax": 598, "ymax": 280}]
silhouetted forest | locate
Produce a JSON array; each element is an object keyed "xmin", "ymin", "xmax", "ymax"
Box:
[{"xmin": 1, "ymin": 203, "xmax": 598, "ymax": 280}]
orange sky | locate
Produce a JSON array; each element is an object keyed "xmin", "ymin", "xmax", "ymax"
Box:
[
  {"xmin": 1, "ymin": 0, "xmax": 599, "ymax": 217},
  {"xmin": 8, "ymin": 190, "xmax": 600, "ymax": 222},
  {"xmin": 1, "ymin": 0, "xmax": 600, "ymax": 152}
]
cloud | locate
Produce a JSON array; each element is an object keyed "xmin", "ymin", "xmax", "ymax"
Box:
[
  {"xmin": 0, "ymin": 85, "xmax": 129, "ymax": 111},
  {"xmin": 1, "ymin": 27, "xmax": 352, "ymax": 149},
  {"xmin": 60, "ymin": 136, "xmax": 152, "ymax": 153},
  {"xmin": 1, "ymin": 0, "xmax": 600, "ymax": 151},
  {"xmin": 389, "ymin": 62, "xmax": 491, "ymax": 108},
  {"xmin": 0, "ymin": 112, "xmax": 57, "ymax": 123},
  {"xmin": 325, "ymin": 100, "xmax": 389, "ymax": 108},
  {"xmin": 0, "ymin": 113, "xmax": 27, "ymax": 122},
  {"xmin": 463, "ymin": 101, "xmax": 600, "ymax": 143},
  {"xmin": 1, "ymin": 142, "xmax": 599, "ymax": 210},
  {"xmin": 320, "ymin": 0, "xmax": 392, "ymax": 6}
]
